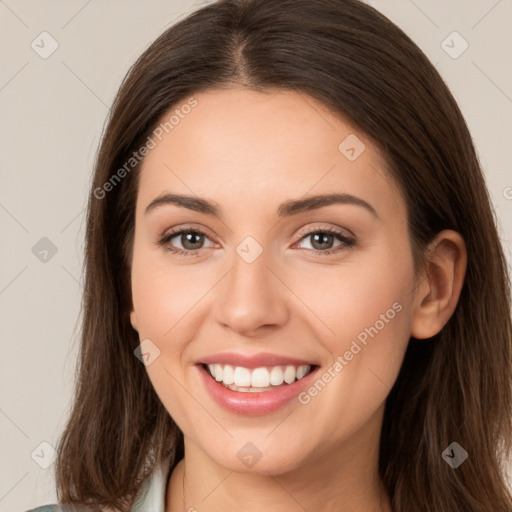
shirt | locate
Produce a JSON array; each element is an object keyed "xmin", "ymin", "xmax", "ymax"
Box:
[{"xmin": 26, "ymin": 454, "xmax": 172, "ymax": 512}]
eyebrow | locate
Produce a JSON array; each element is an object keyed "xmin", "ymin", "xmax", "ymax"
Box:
[{"xmin": 144, "ymin": 192, "xmax": 379, "ymax": 219}]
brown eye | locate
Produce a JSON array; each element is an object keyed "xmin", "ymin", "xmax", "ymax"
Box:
[
  {"xmin": 176, "ymin": 231, "xmax": 205, "ymax": 250},
  {"xmin": 309, "ymin": 232, "xmax": 337, "ymax": 250},
  {"xmin": 296, "ymin": 228, "xmax": 356, "ymax": 255},
  {"xmin": 158, "ymin": 228, "xmax": 214, "ymax": 256}
]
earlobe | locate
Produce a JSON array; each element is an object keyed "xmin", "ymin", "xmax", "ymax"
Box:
[{"xmin": 410, "ymin": 230, "xmax": 467, "ymax": 340}]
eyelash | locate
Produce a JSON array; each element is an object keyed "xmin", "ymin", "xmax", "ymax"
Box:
[{"xmin": 157, "ymin": 226, "xmax": 356, "ymax": 258}]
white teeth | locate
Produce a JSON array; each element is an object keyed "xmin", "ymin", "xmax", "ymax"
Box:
[
  {"xmin": 283, "ymin": 365, "xmax": 296, "ymax": 384},
  {"xmin": 205, "ymin": 363, "xmax": 312, "ymax": 389},
  {"xmin": 251, "ymin": 367, "xmax": 270, "ymax": 388},
  {"xmin": 222, "ymin": 364, "xmax": 235, "ymax": 385},
  {"xmin": 270, "ymin": 366, "xmax": 284, "ymax": 386},
  {"xmin": 296, "ymin": 365, "xmax": 308, "ymax": 380},
  {"xmin": 214, "ymin": 364, "xmax": 223, "ymax": 382},
  {"xmin": 233, "ymin": 366, "xmax": 252, "ymax": 387}
]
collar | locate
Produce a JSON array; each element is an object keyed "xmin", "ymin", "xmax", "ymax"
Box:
[{"xmin": 130, "ymin": 454, "xmax": 172, "ymax": 512}]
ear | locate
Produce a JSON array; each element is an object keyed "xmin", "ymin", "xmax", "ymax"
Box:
[{"xmin": 410, "ymin": 230, "xmax": 467, "ymax": 339}]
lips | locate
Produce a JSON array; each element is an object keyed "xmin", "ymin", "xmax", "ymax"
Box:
[{"xmin": 195, "ymin": 352, "xmax": 320, "ymax": 415}]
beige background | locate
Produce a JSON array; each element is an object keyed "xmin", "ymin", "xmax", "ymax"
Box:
[{"xmin": 1, "ymin": 0, "xmax": 511, "ymax": 510}]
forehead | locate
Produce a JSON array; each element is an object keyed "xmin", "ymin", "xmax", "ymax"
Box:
[{"xmin": 137, "ymin": 88, "xmax": 404, "ymax": 222}]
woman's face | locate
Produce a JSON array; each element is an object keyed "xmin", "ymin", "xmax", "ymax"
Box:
[{"xmin": 130, "ymin": 87, "xmax": 418, "ymax": 474}]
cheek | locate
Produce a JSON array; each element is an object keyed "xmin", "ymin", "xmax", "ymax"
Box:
[
  {"xmin": 287, "ymin": 272, "xmax": 413, "ymax": 448},
  {"xmin": 130, "ymin": 242, "xmax": 219, "ymax": 407},
  {"xmin": 130, "ymin": 242, "xmax": 204, "ymax": 341},
  {"xmin": 297, "ymin": 242, "xmax": 414, "ymax": 350},
  {"xmin": 294, "ymin": 237, "xmax": 414, "ymax": 409},
  {"xmin": 130, "ymin": 247, "xmax": 208, "ymax": 430}
]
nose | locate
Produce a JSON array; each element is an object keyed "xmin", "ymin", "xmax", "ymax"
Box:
[{"xmin": 214, "ymin": 247, "xmax": 289, "ymax": 337}]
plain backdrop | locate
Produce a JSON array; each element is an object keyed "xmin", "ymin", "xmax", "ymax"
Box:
[{"xmin": 1, "ymin": 0, "xmax": 511, "ymax": 510}]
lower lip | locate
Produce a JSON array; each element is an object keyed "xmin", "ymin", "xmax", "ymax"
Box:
[{"xmin": 196, "ymin": 364, "xmax": 320, "ymax": 416}]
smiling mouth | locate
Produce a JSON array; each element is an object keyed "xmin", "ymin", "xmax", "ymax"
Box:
[{"xmin": 201, "ymin": 363, "xmax": 318, "ymax": 392}]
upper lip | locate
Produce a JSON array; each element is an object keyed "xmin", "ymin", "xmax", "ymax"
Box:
[{"xmin": 196, "ymin": 352, "xmax": 317, "ymax": 369}]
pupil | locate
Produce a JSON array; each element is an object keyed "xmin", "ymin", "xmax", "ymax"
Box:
[
  {"xmin": 183, "ymin": 233, "xmax": 203, "ymax": 250},
  {"xmin": 313, "ymin": 233, "xmax": 333, "ymax": 249}
]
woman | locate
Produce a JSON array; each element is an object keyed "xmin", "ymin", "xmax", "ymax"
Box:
[{"xmin": 28, "ymin": 0, "xmax": 512, "ymax": 510}]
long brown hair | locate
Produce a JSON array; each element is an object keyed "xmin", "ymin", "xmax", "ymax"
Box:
[{"xmin": 54, "ymin": 0, "xmax": 512, "ymax": 510}]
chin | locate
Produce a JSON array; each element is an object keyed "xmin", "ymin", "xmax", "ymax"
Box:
[{"xmin": 202, "ymin": 437, "xmax": 311, "ymax": 476}]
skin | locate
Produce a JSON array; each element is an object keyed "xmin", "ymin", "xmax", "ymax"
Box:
[{"xmin": 129, "ymin": 87, "xmax": 467, "ymax": 512}]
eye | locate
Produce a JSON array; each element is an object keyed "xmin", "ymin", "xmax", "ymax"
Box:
[
  {"xmin": 294, "ymin": 227, "xmax": 356, "ymax": 255},
  {"xmin": 158, "ymin": 227, "xmax": 215, "ymax": 257}
]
